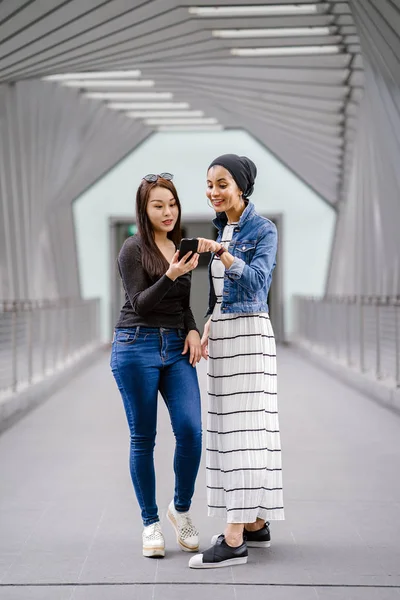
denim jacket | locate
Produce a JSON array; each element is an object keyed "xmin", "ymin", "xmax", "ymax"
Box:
[{"xmin": 206, "ymin": 202, "xmax": 277, "ymax": 316}]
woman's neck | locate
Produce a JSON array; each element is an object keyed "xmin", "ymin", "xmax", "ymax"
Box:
[
  {"xmin": 226, "ymin": 198, "xmax": 246, "ymax": 224},
  {"xmin": 153, "ymin": 230, "xmax": 169, "ymax": 246}
]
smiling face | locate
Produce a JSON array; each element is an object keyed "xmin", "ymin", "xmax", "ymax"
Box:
[
  {"xmin": 146, "ymin": 185, "xmax": 179, "ymax": 234},
  {"xmin": 206, "ymin": 165, "xmax": 243, "ymax": 213}
]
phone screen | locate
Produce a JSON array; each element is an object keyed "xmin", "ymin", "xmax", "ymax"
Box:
[{"xmin": 178, "ymin": 238, "xmax": 199, "ymax": 260}]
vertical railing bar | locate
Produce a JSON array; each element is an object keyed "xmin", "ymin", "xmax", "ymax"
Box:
[
  {"xmin": 376, "ymin": 297, "xmax": 381, "ymax": 379},
  {"xmin": 11, "ymin": 301, "xmax": 17, "ymax": 393},
  {"xmin": 395, "ymin": 299, "xmax": 400, "ymax": 387}
]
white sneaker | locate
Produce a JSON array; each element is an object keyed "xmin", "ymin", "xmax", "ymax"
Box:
[
  {"xmin": 142, "ymin": 521, "xmax": 165, "ymax": 558},
  {"xmin": 167, "ymin": 500, "xmax": 199, "ymax": 552}
]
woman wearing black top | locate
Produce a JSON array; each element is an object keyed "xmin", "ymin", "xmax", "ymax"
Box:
[{"xmin": 110, "ymin": 173, "xmax": 202, "ymax": 559}]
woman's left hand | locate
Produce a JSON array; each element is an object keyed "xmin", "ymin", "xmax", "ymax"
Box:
[
  {"xmin": 197, "ymin": 238, "xmax": 220, "ymax": 254},
  {"xmin": 182, "ymin": 330, "xmax": 202, "ymax": 366}
]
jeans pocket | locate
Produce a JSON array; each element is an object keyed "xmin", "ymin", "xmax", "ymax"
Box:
[{"xmin": 114, "ymin": 328, "xmax": 139, "ymax": 345}]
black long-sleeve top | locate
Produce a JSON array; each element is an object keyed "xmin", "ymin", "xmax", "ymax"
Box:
[{"xmin": 115, "ymin": 234, "xmax": 198, "ymax": 333}]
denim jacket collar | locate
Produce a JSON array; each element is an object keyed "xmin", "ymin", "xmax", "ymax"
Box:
[{"xmin": 212, "ymin": 201, "xmax": 256, "ymax": 231}]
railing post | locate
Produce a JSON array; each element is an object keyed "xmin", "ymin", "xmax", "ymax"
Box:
[
  {"xmin": 359, "ymin": 297, "xmax": 365, "ymax": 372},
  {"xmin": 375, "ymin": 297, "xmax": 382, "ymax": 379},
  {"xmin": 41, "ymin": 300, "xmax": 47, "ymax": 376},
  {"xmin": 11, "ymin": 301, "xmax": 17, "ymax": 393},
  {"xmin": 346, "ymin": 297, "xmax": 352, "ymax": 366},
  {"xmin": 27, "ymin": 300, "xmax": 33, "ymax": 384},
  {"xmin": 62, "ymin": 298, "xmax": 68, "ymax": 362},
  {"xmin": 329, "ymin": 296, "xmax": 335, "ymax": 356},
  {"xmin": 336, "ymin": 297, "xmax": 342, "ymax": 360},
  {"xmin": 395, "ymin": 298, "xmax": 400, "ymax": 387}
]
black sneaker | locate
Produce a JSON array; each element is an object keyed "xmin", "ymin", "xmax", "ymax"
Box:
[
  {"xmin": 244, "ymin": 522, "xmax": 271, "ymax": 548},
  {"xmin": 189, "ymin": 535, "xmax": 248, "ymax": 569},
  {"xmin": 211, "ymin": 522, "xmax": 271, "ymax": 549}
]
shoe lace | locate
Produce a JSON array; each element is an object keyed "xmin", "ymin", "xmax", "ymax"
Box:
[
  {"xmin": 176, "ymin": 512, "xmax": 198, "ymax": 538},
  {"xmin": 144, "ymin": 522, "xmax": 163, "ymax": 541}
]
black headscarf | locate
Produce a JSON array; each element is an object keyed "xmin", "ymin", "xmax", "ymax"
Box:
[{"xmin": 208, "ymin": 154, "xmax": 257, "ymax": 199}]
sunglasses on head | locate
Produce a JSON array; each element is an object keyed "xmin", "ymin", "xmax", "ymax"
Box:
[{"xmin": 143, "ymin": 172, "xmax": 173, "ymax": 182}]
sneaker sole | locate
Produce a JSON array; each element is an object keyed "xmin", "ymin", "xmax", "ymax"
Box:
[
  {"xmin": 190, "ymin": 556, "xmax": 248, "ymax": 569},
  {"xmin": 143, "ymin": 546, "xmax": 165, "ymax": 558},
  {"xmin": 247, "ymin": 541, "xmax": 271, "ymax": 548},
  {"xmin": 167, "ymin": 510, "xmax": 199, "ymax": 552}
]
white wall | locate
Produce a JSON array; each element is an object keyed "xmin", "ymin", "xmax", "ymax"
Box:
[{"xmin": 73, "ymin": 129, "xmax": 336, "ymax": 341}]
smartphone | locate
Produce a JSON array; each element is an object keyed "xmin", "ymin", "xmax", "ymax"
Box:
[{"xmin": 178, "ymin": 238, "xmax": 199, "ymax": 261}]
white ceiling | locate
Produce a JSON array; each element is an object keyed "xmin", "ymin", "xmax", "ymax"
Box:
[{"xmin": 0, "ymin": 0, "xmax": 364, "ymax": 206}]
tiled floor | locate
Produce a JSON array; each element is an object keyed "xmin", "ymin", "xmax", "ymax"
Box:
[{"xmin": 0, "ymin": 347, "xmax": 400, "ymax": 600}]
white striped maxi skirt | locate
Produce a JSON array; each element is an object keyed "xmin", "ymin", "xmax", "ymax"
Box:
[{"xmin": 206, "ymin": 304, "xmax": 285, "ymax": 524}]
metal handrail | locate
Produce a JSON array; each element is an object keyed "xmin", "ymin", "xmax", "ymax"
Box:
[
  {"xmin": 0, "ymin": 297, "xmax": 101, "ymax": 398},
  {"xmin": 293, "ymin": 295, "xmax": 400, "ymax": 387}
]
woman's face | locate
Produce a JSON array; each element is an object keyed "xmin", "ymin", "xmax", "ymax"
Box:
[
  {"xmin": 206, "ymin": 165, "xmax": 242, "ymax": 213},
  {"xmin": 146, "ymin": 186, "xmax": 179, "ymax": 234}
]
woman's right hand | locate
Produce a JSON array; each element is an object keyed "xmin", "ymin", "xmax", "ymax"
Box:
[
  {"xmin": 166, "ymin": 251, "xmax": 199, "ymax": 281},
  {"xmin": 201, "ymin": 317, "xmax": 211, "ymax": 360}
]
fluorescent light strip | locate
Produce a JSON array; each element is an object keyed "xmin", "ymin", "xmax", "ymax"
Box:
[
  {"xmin": 127, "ymin": 111, "xmax": 204, "ymax": 118},
  {"xmin": 157, "ymin": 125, "xmax": 224, "ymax": 132},
  {"xmin": 213, "ymin": 27, "xmax": 332, "ymax": 38},
  {"xmin": 108, "ymin": 102, "xmax": 190, "ymax": 110},
  {"xmin": 63, "ymin": 80, "xmax": 154, "ymax": 88},
  {"xmin": 145, "ymin": 118, "xmax": 218, "ymax": 126},
  {"xmin": 189, "ymin": 5, "xmax": 319, "ymax": 17},
  {"xmin": 44, "ymin": 70, "xmax": 141, "ymax": 81},
  {"xmin": 85, "ymin": 92, "xmax": 173, "ymax": 100},
  {"xmin": 231, "ymin": 45, "xmax": 340, "ymax": 56}
]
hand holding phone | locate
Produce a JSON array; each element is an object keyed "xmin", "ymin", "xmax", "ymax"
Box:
[
  {"xmin": 166, "ymin": 238, "xmax": 199, "ymax": 281},
  {"xmin": 178, "ymin": 238, "xmax": 199, "ymax": 261}
]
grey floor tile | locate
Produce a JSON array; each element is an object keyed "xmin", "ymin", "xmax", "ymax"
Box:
[
  {"xmin": 231, "ymin": 546, "xmax": 312, "ymax": 585},
  {"xmin": 153, "ymin": 583, "xmax": 235, "ymax": 600},
  {"xmin": 2, "ymin": 552, "xmax": 86, "ymax": 585},
  {"xmin": 70, "ymin": 584, "xmax": 154, "ymax": 600},
  {"xmin": 0, "ymin": 586, "xmax": 73, "ymax": 600},
  {"xmin": 315, "ymin": 587, "xmax": 400, "ymax": 600},
  {"xmin": 232, "ymin": 562, "xmax": 312, "ymax": 585},
  {"xmin": 235, "ymin": 586, "xmax": 319, "ymax": 600},
  {"xmin": 156, "ymin": 562, "xmax": 234, "ymax": 584},
  {"xmin": 310, "ymin": 575, "xmax": 400, "ymax": 587},
  {"xmin": 0, "ymin": 508, "xmax": 50, "ymax": 554},
  {"xmin": 76, "ymin": 550, "xmax": 158, "ymax": 584},
  {"xmin": 0, "ymin": 557, "xmax": 18, "ymax": 583}
]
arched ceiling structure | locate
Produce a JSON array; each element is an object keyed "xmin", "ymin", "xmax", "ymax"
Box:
[
  {"xmin": 5, "ymin": 0, "xmax": 400, "ymax": 302},
  {"xmin": 0, "ymin": 0, "xmax": 363, "ymax": 207}
]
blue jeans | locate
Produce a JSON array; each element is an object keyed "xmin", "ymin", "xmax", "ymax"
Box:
[{"xmin": 110, "ymin": 327, "xmax": 202, "ymax": 526}]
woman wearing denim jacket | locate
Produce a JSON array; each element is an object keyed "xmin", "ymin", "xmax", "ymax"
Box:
[
  {"xmin": 110, "ymin": 174, "xmax": 202, "ymax": 559},
  {"xmin": 189, "ymin": 155, "xmax": 284, "ymax": 569}
]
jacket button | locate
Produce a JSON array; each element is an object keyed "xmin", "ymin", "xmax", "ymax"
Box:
[{"xmin": 242, "ymin": 246, "xmax": 246, "ymax": 250}]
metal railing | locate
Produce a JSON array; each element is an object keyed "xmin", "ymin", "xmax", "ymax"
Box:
[
  {"xmin": 294, "ymin": 295, "xmax": 400, "ymax": 387},
  {"xmin": 0, "ymin": 298, "xmax": 101, "ymax": 399}
]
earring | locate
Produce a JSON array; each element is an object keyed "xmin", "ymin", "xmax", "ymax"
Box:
[{"xmin": 207, "ymin": 198, "xmax": 215, "ymax": 210}]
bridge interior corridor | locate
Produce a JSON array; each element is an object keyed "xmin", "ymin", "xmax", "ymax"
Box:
[{"xmin": 0, "ymin": 347, "xmax": 399, "ymax": 599}]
